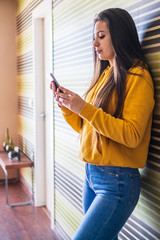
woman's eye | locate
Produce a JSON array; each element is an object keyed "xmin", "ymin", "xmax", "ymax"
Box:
[{"xmin": 99, "ymin": 35, "xmax": 105, "ymax": 39}]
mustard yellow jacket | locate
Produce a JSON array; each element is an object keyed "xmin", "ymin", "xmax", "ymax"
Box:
[{"xmin": 60, "ymin": 66, "xmax": 155, "ymax": 168}]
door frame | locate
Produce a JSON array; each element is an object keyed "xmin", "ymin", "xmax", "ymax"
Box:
[{"xmin": 32, "ymin": 0, "xmax": 54, "ymax": 229}]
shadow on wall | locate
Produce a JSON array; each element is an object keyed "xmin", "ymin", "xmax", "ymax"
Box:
[
  {"xmin": 142, "ymin": 11, "xmax": 160, "ymax": 171},
  {"xmin": 141, "ymin": 11, "xmax": 160, "ymax": 82},
  {"xmin": 139, "ymin": 10, "xmax": 160, "ymax": 235}
]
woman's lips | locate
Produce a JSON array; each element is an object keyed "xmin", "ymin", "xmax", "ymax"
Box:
[{"xmin": 96, "ymin": 50, "xmax": 102, "ymax": 54}]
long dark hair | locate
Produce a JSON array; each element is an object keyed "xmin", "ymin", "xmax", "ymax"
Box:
[{"xmin": 84, "ymin": 8, "xmax": 149, "ymax": 118}]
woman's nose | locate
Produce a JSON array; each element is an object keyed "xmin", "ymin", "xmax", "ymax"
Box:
[{"xmin": 93, "ymin": 38, "xmax": 99, "ymax": 47}]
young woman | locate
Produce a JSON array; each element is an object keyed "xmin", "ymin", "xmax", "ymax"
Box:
[{"xmin": 50, "ymin": 8, "xmax": 155, "ymax": 240}]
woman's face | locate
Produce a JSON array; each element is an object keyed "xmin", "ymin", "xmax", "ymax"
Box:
[{"xmin": 93, "ymin": 20, "xmax": 115, "ymax": 65}]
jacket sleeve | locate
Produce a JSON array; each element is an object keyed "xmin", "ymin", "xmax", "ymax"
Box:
[
  {"xmin": 60, "ymin": 106, "xmax": 82, "ymax": 133},
  {"xmin": 79, "ymin": 68, "xmax": 155, "ymax": 148}
]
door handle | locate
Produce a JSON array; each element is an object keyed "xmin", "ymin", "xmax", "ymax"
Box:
[{"xmin": 39, "ymin": 113, "xmax": 45, "ymax": 118}]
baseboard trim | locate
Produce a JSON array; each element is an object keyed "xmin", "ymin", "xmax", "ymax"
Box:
[{"xmin": 42, "ymin": 206, "xmax": 51, "ymax": 219}]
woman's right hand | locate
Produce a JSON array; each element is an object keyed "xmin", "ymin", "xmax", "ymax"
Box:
[
  {"xmin": 50, "ymin": 81, "xmax": 63, "ymax": 107},
  {"xmin": 50, "ymin": 81, "xmax": 57, "ymax": 97}
]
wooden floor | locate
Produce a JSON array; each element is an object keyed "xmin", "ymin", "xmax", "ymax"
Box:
[{"xmin": 0, "ymin": 181, "xmax": 62, "ymax": 240}]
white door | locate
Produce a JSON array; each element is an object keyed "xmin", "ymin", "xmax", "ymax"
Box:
[{"xmin": 32, "ymin": 0, "xmax": 54, "ymax": 229}]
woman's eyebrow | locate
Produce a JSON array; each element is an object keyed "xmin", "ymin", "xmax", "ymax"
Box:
[{"xmin": 94, "ymin": 30, "xmax": 105, "ymax": 35}]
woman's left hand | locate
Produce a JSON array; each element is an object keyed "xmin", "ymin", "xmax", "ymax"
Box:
[{"xmin": 55, "ymin": 86, "xmax": 86, "ymax": 114}]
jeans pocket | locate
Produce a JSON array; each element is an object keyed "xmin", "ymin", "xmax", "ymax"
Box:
[
  {"xmin": 129, "ymin": 173, "xmax": 140, "ymax": 206},
  {"xmin": 95, "ymin": 166, "xmax": 119, "ymax": 177},
  {"xmin": 91, "ymin": 166, "xmax": 119, "ymax": 196}
]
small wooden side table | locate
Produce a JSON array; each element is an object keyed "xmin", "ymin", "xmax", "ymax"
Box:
[{"xmin": 0, "ymin": 151, "xmax": 34, "ymax": 207}]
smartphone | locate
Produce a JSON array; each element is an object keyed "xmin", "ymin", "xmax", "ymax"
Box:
[{"xmin": 50, "ymin": 73, "xmax": 63, "ymax": 92}]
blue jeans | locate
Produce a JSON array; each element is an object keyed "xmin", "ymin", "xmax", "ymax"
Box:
[{"xmin": 72, "ymin": 163, "xmax": 140, "ymax": 240}]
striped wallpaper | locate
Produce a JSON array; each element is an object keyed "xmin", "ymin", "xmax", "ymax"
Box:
[
  {"xmin": 53, "ymin": 0, "xmax": 160, "ymax": 239},
  {"xmin": 16, "ymin": 0, "xmax": 44, "ymax": 185},
  {"xmin": 16, "ymin": 0, "xmax": 160, "ymax": 239}
]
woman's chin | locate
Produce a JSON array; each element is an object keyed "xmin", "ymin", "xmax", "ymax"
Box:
[
  {"xmin": 99, "ymin": 56, "xmax": 107, "ymax": 61},
  {"xmin": 97, "ymin": 54, "xmax": 107, "ymax": 61}
]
